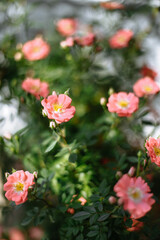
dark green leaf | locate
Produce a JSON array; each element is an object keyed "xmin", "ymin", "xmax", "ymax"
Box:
[
  {"xmin": 97, "ymin": 202, "xmax": 103, "ymax": 212},
  {"xmin": 87, "ymin": 231, "xmax": 98, "ymax": 237},
  {"xmin": 69, "ymin": 153, "xmax": 78, "ymax": 163},
  {"xmin": 72, "ymin": 211, "xmax": 91, "ymax": 221},
  {"xmin": 89, "ymin": 214, "xmax": 98, "ymax": 225},
  {"xmin": 98, "ymin": 213, "xmax": 110, "ymax": 222}
]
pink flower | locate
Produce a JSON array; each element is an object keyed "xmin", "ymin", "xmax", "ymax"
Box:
[
  {"xmin": 114, "ymin": 174, "xmax": 155, "ymax": 219},
  {"xmin": 67, "ymin": 208, "xmax": 75, "ymax": 214},
  {"xmin": 133, "ymin": 77, "xmax": 160, "ymax": 97},
  {"xmin": 22, "ymin": 37, "xmax": 50, "ymax": 61},
  {"xmin": 141, "ymin": 65, "xmax": 157, "ymax": 80},
  {"xmin": 29, "ymin": 227, "xmax": 44, "ymax": 240},
  {"xmin": 60, "ymin": 37, "xmax": 74, "ymax": 48},
  {"xmin": 4, "ymin": 170, "xmax": 35, "ymax": 205},
  {"xmin": 56, "ymin": 18, "xmax": 77, "ymax": 36},
  {"xmin": 78, "ymin": 197, "xmax": 87, "ymax": 205},
  {"xmin": 41, "ymin": 92, "xmax": 76, "ymax": 124},
  {"xmin": 22, "ymin": 78, "xmax": 49, "ymax": 100},
  {"xmin": 107, "ymin": 92, "xmax": 139, "ymax": 117},
  {"xmin": 9, "ymin": 228, "xmax": 25, "ymax": 240},
  {"xmin": 109, "ymin": 30, "xmax": 133, "ymax": 49},
  {"xmin": 100, "ymin": 1, "xmax": 124, "ymax": 10},
  {"xmin": 75, "ymin": 33, "xmax": 95, "ymax": 46},
  {"xmin": 145, "ymin": 137, "xmax": 160, "ymax": 166}
]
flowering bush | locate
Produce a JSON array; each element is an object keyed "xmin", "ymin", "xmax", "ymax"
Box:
[{"xmin": 1, "ymin": 1, "xmax": 160, "ymax": 240}]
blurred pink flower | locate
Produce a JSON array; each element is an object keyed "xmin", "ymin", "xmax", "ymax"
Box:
[
  {"xmin": 56, "ymin": 18, "xmax": 77, "ymax": 36},
  {"xmin": 78, "ymin": 197, "xmax": 87, "ymax": 205},
  {"xmin": 67, "ymin": 208, "xmax": 75, "ymax": 214},
  {"xmin": 114, "ymin": 174, "xmax": 155, "ymax": 219},
  {"xmin": 41, "ymin": 92, "xmax": 76, "ymax": 124},
  {"xmin": 133, "ymin": 77, "xmax": 160, "ymax": 97},
  {"xmin": 100, "ymin": 1, "xmax": 124, "ymax": 10},
  {"xmin": 109, "ymin": 30, "xmax": 133, "ymax": 48},
  {"xmin": 107, "ymin": 92, "xmax": 139, "ymax": 117},
  {"xmin": 22, "ymin": 37, "xmax": 50, "ymax": 61},
  {"xmin": 60, "ymin": 37, "xmax": 74, "ymax": 48},
  {"xmin": 29, "ymin": 227, "xmax": 44, "ymax": 240},
  {"xmin": 4, "ymin": 170, "xmax": 34, "ymax": 205},
  {"xmin": 145, "ymin": 137, "xmax": 160, "ymax": 166},
  {"xmin": 22, "ymin": 78, "xmax": 49, "ymax": 100},
  {"xmin": 75, "ymin": 33, "xmax": 95, "ymax": 46},
  {"xmin": 141, "ymin": 65, "xmax": 157, "ymax": 80},
  {"xmin": 126, "ymin": 218, "xmax": 144, "ymax": 232},
  {"xmin": 9, "ymin": 228, "xmax": 25, "ymax": 240}
]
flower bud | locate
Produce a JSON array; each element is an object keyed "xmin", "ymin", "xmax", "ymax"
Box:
[
  {"xmin": 116, "ymin": 171, "xmax": 122, "ymax": 178},
  {"xmin": 16, "ymin": 43, "xmax": 23, "ymax": 50},
  {"xmin": 118, "ymin": 198, "xmax": 123, "ymax": 206},
  {"xmin": 42, "ymin": 109, "xmax": 47, "ymax": 117},
  {"xmin": 33, "ymin": 171, "xmax": 38, "ymax": 178},
  {"xmin": 128, "ymin": 166, "xmax": 135, "ymax": 177},
  {"xmin": 108, "ymin": 88, "xmax": 114, "ymax": 96},
  {"xmin": 49, "ymin": 121, "xmax": 56, "ymax": 129},
  {"xmin": 144, "ymin": 159, "xmax": 147, "ymax": 167},
  {"xmin": 14, "ymin": 52, "xmax": 22, "ymax": 61},
  {"xmin": 100, "ymin": 97, "xmax": 106, "ymax": 106},
  {"xmin": 108, "ymin": 196, "xmax": 117, "ymax": 204},
  {"xmin": 5, "ymin": 172, "xmax": 10, "ymax": 179},
  {"xmin": 52, "ymin": 91, "xmax": 57, "ymax": 96}
]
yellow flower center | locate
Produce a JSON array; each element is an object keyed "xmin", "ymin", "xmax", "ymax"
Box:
[
  {"xmin": 31, "ymin": 85, "xmax": 40, "ymax": 92},
  {"xmin": 33, "ymin": 46, "xmax": 40, "ymax": 52},
  {"xmin": 128, "ymin": 187, "xmax": 142, "ymax": 202},
  {"xmin": 53, "ymin": 104, "xmax": 63, "ymax": 112},
  {"xmin": 154, "ymin": 147, "xmax": 160, "ymax": 156},
  {"xmin": 15, "ymin": 182, "xmax": 24, "ymax": 192},
  {"xmin": 118, "ymin": 100, "xmax": 129, "ymax": 108},
  {"xmin": 118, "ymin": 36, "xmax": 126, "ymax": 44},
  {"xmin": 144, "ymin": 85, "xmax": 152, "ymax": 93}
]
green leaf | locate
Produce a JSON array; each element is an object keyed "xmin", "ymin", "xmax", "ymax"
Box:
[
  {"xmin": 72, "ymin": 211, "xmax": 91, "ymax": 221},
  {"xmin": 69, "ymin": 153, "xmax": 78, "ymax": 163},
  {"xmin": 89, "ymin": 214, "xmax": 98, "ymax": 225},
  {"xmin": 45, "ymin": 140, "xmax": 58, "ymax": 153},
  {"xmin": 90, "ymin": 194, "xmax": 100, "ymax": 202},
  {"xmin": 98, "ymin": 213, "xmax": 110, "ymax": 222},
  {"xmin": 87, "ymin": 231, "xmax": 98, "ymax": 237},
  {"xmin": 97, "ymin": 202, "xmax": 103, "ymax": 212},
  {"xmin": 76, "ymin": 233, "xmax": 83, "ymax": 240},
  {"xmin": 84, "ymin": 206, "xmax": 96, "ymax": 214},
  {"xmin": 21, "ymin": 216, "xmax": 32, "ymax": 226}
]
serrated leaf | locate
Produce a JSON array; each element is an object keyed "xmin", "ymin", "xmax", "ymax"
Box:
[
  {"xmin": 72, "ymin": 211, "xmax": 91, "ymax": 221},
  {"xmin": 98, "ymin": 213, "xmax": 110, "ymax": 222}
]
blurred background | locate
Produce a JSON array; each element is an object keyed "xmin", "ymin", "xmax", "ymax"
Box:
[{"xmin": 1, "ymin": 0, "xmax": 160, "ymax": 239}]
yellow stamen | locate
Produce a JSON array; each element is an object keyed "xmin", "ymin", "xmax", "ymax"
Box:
[
  {"xmin": 15, "ymin": 182, "xmax": 24, "ymax": 192},
  {"xmin": 118, "ymin": 36, "xmax": 126, "ymax": 43},
  {"xmin": 154, "ymin": 147, "xmax": 160, "ymax": 156},
  {"xmin": 128, "ymin": 187, "xmax": 142, "ymax": 202},
  {"xmin": 53, "ymin": 104, "xmax": 62, "ymax": 112},
  {"xmin": 118, "ymin": 100, "xmax": 129, "ymax": 108},
  {"xmin": 144, "ymin": 85, "xmax": 152, "ymax": 92},
  {"xmin": 33, "ymin": 46, "xmax": 40, "ymax": 52}
]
